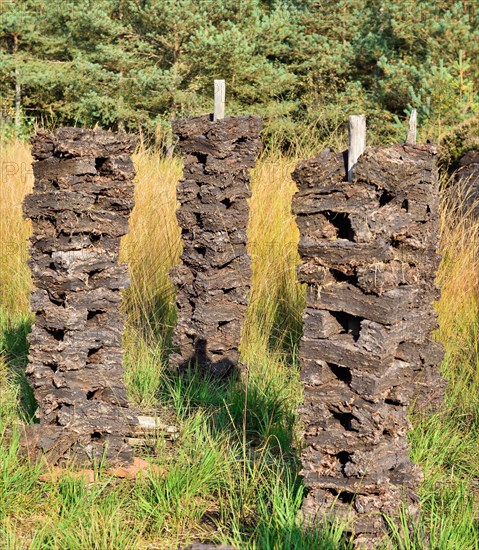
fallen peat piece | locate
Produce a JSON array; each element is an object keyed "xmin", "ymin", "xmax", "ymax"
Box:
[
  {"xmin": 292, "ymin": 144, "xmax": 444, "ymax": 547},
  {"xmin": 23, "ymin": 128, "xmax": 139, "ymax": 466},
  {"xmin": 170, "ymin": 115, "xmax": 262, "ymax": 376}
]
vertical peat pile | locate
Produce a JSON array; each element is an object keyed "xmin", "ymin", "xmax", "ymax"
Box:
[
  {"xmin": 455, "ymin": 150, "xmax": 479, "ymax": 187},
  {"xmin": 454, "ymin": 150, "xmax": 479, "ymax": 210},
  {"xmin": 171, "ymin": 115, "xmax": 262, "ymax": 376},
  {"xmin": 23, "ymin": 128, "xmax": 138, "ymax": 466},
  {"xmin": 292, "ymin": 145, "xmax": 444, "ymax": 546}
]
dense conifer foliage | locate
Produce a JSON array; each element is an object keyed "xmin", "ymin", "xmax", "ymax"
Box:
[{"xmin": 1, "ymin": 1, "xmax": 478, "ymax": 147}]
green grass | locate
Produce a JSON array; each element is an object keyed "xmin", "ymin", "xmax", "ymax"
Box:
[{"xmin": 0, "ymin": 312, "xmax": 353, "ymax": 549}]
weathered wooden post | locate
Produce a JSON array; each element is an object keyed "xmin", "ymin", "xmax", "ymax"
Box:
[
  {"xmin": 213, "ymin": 79, "xmax": 226, "ymax": 121},
  {"xmin": 169, "ymin": 83, "xmax": 262, "ymax": 376},
  {"xmin": 293, "ymin": 128, "xmax": 443, "ymax": 546},
  {"xmin": 23, "ymin": 128, "xmax": 139, "ymax": 466},
  {"xmin": 348, "ymin": 114, "xmax": 366, "ymax": 181},
  {"xmin": 406, "ymin": 109, "xmax": 417, "ymax": 145}
]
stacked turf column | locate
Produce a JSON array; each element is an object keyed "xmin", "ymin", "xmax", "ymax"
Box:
[
  {"xmin": 171, "ymin": 115, "xmax": 262, "ymax": 376},
  {"xmin": 292, "ymin": 144, "xmax": 443, "ymax": 547},
  {"xmin": 23, "ymin": 128, "xmax": 138, "ymax": 466}
]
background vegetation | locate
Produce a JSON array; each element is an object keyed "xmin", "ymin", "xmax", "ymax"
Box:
[{"xmin": 1, "ymin": 0, "xmax": 479, "ymax": 151}]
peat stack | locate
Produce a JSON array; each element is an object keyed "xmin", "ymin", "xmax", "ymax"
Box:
[
  {"xmin": 454, "ymin": 150, "xmax": 479, "ymax": 211},
  {"xmin": 23, "ymin": 128, "xmax": 138, "ymax": 466},
  {"xmin": 292, "ymin": 144, "xmax": 444, "ymax": 547},
  {"xmin": 171, "ymin": 115, "xmax": 262, "ymax": 376},
  {"xmin": 455, "ymin": 149, "xmax": 479, "ymax": 186}
]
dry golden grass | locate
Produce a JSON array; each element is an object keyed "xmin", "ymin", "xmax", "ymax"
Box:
[
  {"xmin": 1, "ymin": 138, "xmax": 479, "ymax": 372},
  {"xmin": 120, "ymin": 148, "xmax": 182, "ymax": 343},
  {"xmin": 119, "ymin": 147, "xmax": 304, "ymax": 365},
  {"xmin": 2, "ymin": 139, "xmax": 479, "ymax": 375},
  {"xmin": 244, "ymin": 154, "xmax": 302, "ymax": 358},
  {"xmin": 0, "ymin": 140, "xmax": 303, "ymax": 357},
  {"xmin": 437, "ymin": 182, "xmax": 479, "ymax": 330},
  {"xmin": 0, "ymin": 140, "xmax": 33, "ymax": 313},
  {"xmin": 435, "ymin": 179, "xmax": 479, "ymax": 399}
]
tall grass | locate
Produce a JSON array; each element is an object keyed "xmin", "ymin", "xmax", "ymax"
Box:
[
  {"xmin": 0, "ymin": 137, "xmax": 479, "ymax": 548},
  {"xmin": 245, "ymin": 155, "xmax": 303, "ymax": 360},
  {"xmin": 401, "ymin": 179, "xmax": 479, "ymax": 550},
  {"xmin": 0, "ymin": 140, "xmax": 35, "ymax": 421},
  {"xmin": 0, "ymin": 139, "xmax": 32, "ymax": 314},
  {"xmin": 121, "ymin": 148, "xmax": 182, "ymax": 346}
]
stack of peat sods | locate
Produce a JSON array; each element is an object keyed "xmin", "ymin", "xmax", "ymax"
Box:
[
  {"xmin": 170, "ymin": 115, "xmax": 262, "ymax": 376},
  {"xmin": 23, "ymin": 128, "xmax": 138, "ymax": 466},
  {"xmin": 456, "ymin": 149, "xmax": 479, "ymax": 186},
  {"xmin": 455, "ymin": 149, "xmax": 479, "ymax": 210},
  {"xmin": 292, "ymin": 144, "xmax": 443, "ymax": 547}
]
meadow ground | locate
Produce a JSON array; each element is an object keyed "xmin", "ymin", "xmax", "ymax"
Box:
[{"xmin": 0, "ymin": 138, "xmax": 479, "ymax": 549}]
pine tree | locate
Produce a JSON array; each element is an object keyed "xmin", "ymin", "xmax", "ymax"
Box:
[
  {"xmin": 1, "ymin": 0, "xmax": 478, "ymax": 142},
  {"xmin": 0, "ymin": 0, "xmax": 48, "ymax": 135}
]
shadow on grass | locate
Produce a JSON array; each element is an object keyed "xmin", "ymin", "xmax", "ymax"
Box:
[
  {"xmin": 268, "ymin": 281, "xmax": 305, "ymax": 364},
  {"xmin": 153, "ymin": 361, "xmax": 345, "ymax": 549},
  {"xmin": 0, "ymin": 311, "xmax": 37, "ymax": 421},
  {"xmin": 144, "ymin": 268, "xmax": 313, "ymax": 547},
  {"xmin": 247, "ymin": 276, "xmax": 305, "ymax": 368},
  {"xmin": 160, "ymin": 363, "xmax": 297, "ymax": 450},
  {"xmin": 247, "ymin": 520, "xmax": 353, "ymax": 550}
]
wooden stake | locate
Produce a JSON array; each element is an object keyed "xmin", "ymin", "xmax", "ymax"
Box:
[
  {"xmin": 348, "ymin": 115, "xmax": 366, "ymax": 181},
  {"xmin": 213, "ymin": 79, "xmax": 225, "ymax": 121},
  {"xmin": 165, "ymin": 128, "xmax": 174, "ymax": 158},
  {"xmin": 406, "ymin": 109, "xmax": 417, "ymax": 145}
]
